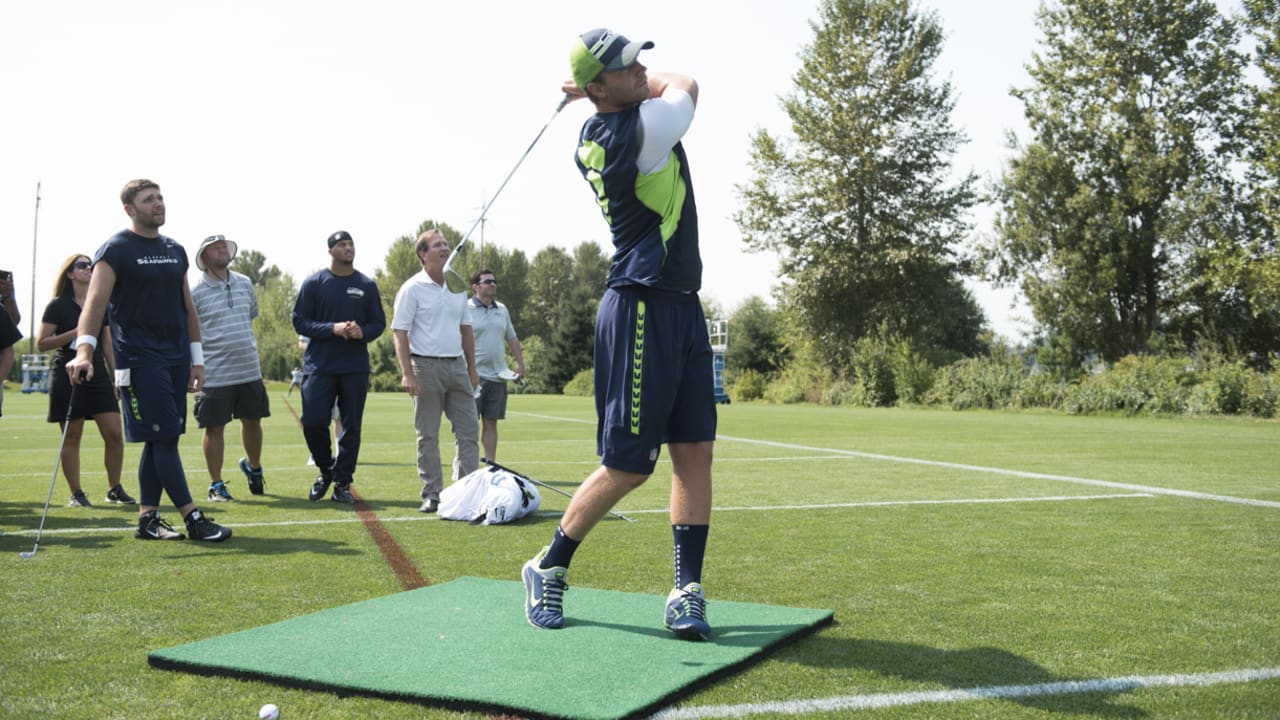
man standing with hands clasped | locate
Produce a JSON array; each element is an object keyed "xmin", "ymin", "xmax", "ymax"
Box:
[
  {"xmin": 521, "ymin": 31, "xmax": 716, "ymax": 640},
  {"xmin": 66, "ymin": 179, "xmax": 231, "ymax": 542},
  {"xmin": 391, "ymin": 229, "xmax": 480, "ymax": 514},
  {"xmin": 293, "ymin": 231, "xmax": 385, "ymax": 505}
]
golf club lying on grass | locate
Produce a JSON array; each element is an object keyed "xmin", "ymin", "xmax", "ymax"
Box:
[
  {"xmin": 21, "ymin": 384, "xmax": 77, "ymax": 559},
  {"xmin": 442, "ymin": 93, "xmax": 573, "ymax": 293},
  {"xmin": 482, "ymin": 458, "xmax": 637, "ymax": 523}
]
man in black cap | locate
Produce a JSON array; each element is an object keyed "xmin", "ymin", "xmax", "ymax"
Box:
[
  {"xmin": 521, "ymin": 30, "xmax": 715, "ymax": 641},
  {"xmin": 292, "ymin": 231, "xmax": 385, "ymax": 504}
]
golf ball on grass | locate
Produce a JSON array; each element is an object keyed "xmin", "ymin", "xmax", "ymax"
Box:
[{"xmin": 258, "ymin": 703, "xmax": 280, "ymax": 719}]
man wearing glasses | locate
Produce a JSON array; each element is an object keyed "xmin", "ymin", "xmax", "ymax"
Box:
[
  {"xmin": 469, "ymin": 270, "xmax": 525, "ymax": 463},
  {"xmin": 390, "ymin": 229, "xmax": 480, "ymax": 514},
  {"xmin": 190, "ymin": 235, "xmax": 271, "ymax": 501}
]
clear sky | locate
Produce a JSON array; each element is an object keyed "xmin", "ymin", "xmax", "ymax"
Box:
[{"xmin": 0, "ymin": 0, "xmax": 1045, "ymax": 344}]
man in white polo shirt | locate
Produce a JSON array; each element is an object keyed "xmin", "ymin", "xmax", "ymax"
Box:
[{"xmin": 391, "ymin": 228, "xmax": 480, "ymax": 513}]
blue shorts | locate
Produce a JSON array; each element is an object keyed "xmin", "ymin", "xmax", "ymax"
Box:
[
  {"xmin": 119, "ymin": 365, "xmax": 188, "ymax": 442},
  {"xmin": 593, "ymin": 286, "xmax": 717, "ymax": 475}
]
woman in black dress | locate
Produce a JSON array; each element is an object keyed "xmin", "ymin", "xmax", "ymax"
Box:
[{"xmin": 36, "ymin": 254, "xmax": 133, "ymax": 507}]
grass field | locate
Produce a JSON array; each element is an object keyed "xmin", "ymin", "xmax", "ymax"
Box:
[{"xmin": 1, "ymin": 386, "xmax": 1277, "ymax": 719}]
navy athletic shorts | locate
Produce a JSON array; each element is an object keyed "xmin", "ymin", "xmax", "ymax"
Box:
[
  {"xmin": 119, "ymin": 365, "xmax": 188, "ymax": 442},
  {"xmin": 593, "ymin": 286, "xmax": 717, "ymax": 475}
]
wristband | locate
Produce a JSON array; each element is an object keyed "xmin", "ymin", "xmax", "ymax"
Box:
[
  {"xmin": 190, "ymin": 341, "xmax": 205, "ymax": 366},
  {"xmin": 75, "ymin": 334, "xmax": 98, "ymax": 351}
]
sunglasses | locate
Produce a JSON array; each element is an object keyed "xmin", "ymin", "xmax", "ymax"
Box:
[
  {"xmin": 72, "ymin": 261, "xmax": 92, "ymax": 270},
  {"xmin": 477, "ymin": 279, "xmax": 498, "ymax": 286}
]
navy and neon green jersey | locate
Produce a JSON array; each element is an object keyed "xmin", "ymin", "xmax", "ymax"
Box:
[{"xmin": 574, "ymin": 103, "xmax": 701, "ymax": 293}]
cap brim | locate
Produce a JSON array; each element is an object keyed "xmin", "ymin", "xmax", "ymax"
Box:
[{"xmin": 606, "ymin": 39, "xmax": 654, "ymax": 72}]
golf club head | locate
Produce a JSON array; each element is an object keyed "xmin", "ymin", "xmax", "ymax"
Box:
[
  {"xmin": 19, "ymin": 551, "xmax": 35, "ymax": 559},
  {"xmin": 444, "ymin": 268, "xmax": 469, "ymax": 294}
]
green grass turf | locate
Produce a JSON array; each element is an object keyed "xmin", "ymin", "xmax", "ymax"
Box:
[
  {"xmin": 148, "ymin": 576, "xmax": 832, "ymax": 720},
  {"xmin": 0, "ymin": 386, "xmax": 1277, "ymax": 719}
]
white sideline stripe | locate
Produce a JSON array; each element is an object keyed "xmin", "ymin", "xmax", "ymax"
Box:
[
  {"xmin": 717, "ymin": 434, "xmax": 1280, "ymax": 509},
  {"xmin": 651, "ymin": 667, "xmax": 1280, "ymax": 719},
  {"xmin": 2, "ymin": 493, "xmax": 1151, "ymax": 536},
  {"xmin": 511, "ymin": 413, "xmax": 1279, "ymax": 510}
]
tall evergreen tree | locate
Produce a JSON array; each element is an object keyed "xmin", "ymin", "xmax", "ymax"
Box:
[{"xmin": 735, "ymin": 0, "xmax": 983, "ymax": 367}]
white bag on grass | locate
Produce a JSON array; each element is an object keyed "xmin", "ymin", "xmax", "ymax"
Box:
[{"xmin": 439, "ymin": 466, "xmax": 541, "ymax": 525}]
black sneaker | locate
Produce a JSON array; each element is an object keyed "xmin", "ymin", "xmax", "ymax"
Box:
[
  {"xmin": 136, "ymin": 510, "xmax": 184, "ymax": 540},
  {"xmin": 331, "ymin": 483, "xmax": 355, "ymax": 504},
  {"xmin": 309, "ymin": 471, "xmax": 333, "ymax": 501},
  {"xmin": 184, "ymin": 509, "xmax": 232, "ymax": 543},
  {"xmin": 68, "ymin": 490, "xmax": 92, "ymax": 508},
  {"xmin": 239, "ymin": 457, "xmax": 265, "ymax": 495},
  {"xmin": 208, "ymin": 481, "xmax": 234, "ymax": 502},
  {"xmin": 105, "ymin": 485, "xmax": 136, "ymax": 504}
]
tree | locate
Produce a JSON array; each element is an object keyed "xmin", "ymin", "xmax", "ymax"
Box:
[
  {"xmin": 231, "ymin": 249, "xmax": 281, "ymax": 288},
  {"xmin": 251, "ymin": 273, "xmax": 299, "ymax": 381},
  {"xmin": 987, "ymin": 0, "xmax": 1249, "ymax": 366},
  {"xmin": 522, "ymin": 245, "xmax": 575, "ymax": 343},
  {"xmin": 735, "ymin": 0, "xmax": 984, "ymax": 368},
  {"xmin": 726, "ymin": 296, "xmax": 788, "ymax": 377},
  {"xmin": 543, "ymin": 284, "xmax": 597, "ymax": 393}
]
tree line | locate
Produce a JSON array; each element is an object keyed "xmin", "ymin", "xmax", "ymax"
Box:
[{"xmin": 227, "ymin": 0, "xmax": 1277, "ymax": 418}]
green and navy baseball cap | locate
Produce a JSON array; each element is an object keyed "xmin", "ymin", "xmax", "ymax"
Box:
[{"xmin": 569, "ymin": 28, "xmax": 654, "ymax": 89}]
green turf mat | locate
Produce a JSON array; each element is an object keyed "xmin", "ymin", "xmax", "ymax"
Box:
[{"xmin": 148, "ymin": 577, "xmax": 832, "ymax": 719}]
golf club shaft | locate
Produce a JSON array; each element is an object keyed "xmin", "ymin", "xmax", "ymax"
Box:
[
  {"xmin": 483, "ymin": 459, "xmax": 637, "ymax": 523},
  {"xmin": 23, "ymin": 384, "xmax": 77, "ymax": 558},
  {"xmin": 443, "ymin": 93, "xmax": 573, "ymax": 278}
]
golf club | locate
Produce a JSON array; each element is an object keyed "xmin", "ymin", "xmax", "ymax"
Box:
[
  {"xmin": 21, "ymin": 384, "xmax": 77, "ymax": 559},
  {"xmin": 442, "ymin": 93, "xmax": 573, "ymax": 293},
  {"xmin": 483, "ymin": 458, "xmax": 637, "ymax": 523}
]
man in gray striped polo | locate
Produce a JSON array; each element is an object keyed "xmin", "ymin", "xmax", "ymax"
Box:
[{"xmin": 190, "ymin": 234, "xmax": 271, "ymax": 501}]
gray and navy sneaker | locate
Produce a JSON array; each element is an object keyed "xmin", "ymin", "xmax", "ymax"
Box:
[
  {"xmin": 184, "ymin": 509, "xmax": 232, "ymax": 543},
  {"xmin": 208, "ymin": 481, "xmax": 234, "ymax": 502},
  {"xmin": 331, "ymin": 483, "xmax": 356, "ymax": 504},
  {"xmin": 239, "ymin": 457, "xmax": 265, "ymax": 495},
  {"xmin": 309, "ymin": 470, "xmax": 333, "ymax": 501},
  {"xmin": 522, "ymin": 546, "xmax": 568, "ymax": 630},
  {"xmin": 105, "ymin": 485, "xmax": 136, "ymax": 504},
  {"xmin": 68, "ymin": 490, "xmax": 92, "ymax": 507},
  {"xmin": 136, "ymin": 510, "xmax": 184, "ymax": 540},
  {"xmin": 664, "ymin": 582, "xmax": 711, "ymax": 641}
]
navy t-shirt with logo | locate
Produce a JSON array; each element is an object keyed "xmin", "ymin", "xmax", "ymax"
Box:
[{"xmin": 94, "ymin": 230, "xmax": 190, "ymax": 369}]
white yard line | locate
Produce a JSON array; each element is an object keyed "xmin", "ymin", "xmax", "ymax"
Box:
[
  {"xmin": 650, "ymin": 667, "xmax": 1280, "ymax": 718},
  {"xmin": 1, "ymin": 492, "xmax": 1152, "ymax": 536},
  {"xmin": 716, "ymin": 433, "xmax": 1280, "ymax": 509}
]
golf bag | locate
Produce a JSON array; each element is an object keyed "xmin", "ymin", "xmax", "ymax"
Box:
[{"xmin": 439, "ymin": 465, "xmax": 540, "ymax": 525}]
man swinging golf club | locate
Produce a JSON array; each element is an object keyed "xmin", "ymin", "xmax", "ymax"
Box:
[{"xmin": 521, "ymin": 29, "xmax": 716, "ymax": 641}]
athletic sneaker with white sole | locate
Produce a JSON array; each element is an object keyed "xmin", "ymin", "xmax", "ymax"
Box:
[
  {"xmin": 68, "ymin": 490, "xmax": 92, "ymax": 507},
  {"xmin": 522, "ymin": 547, "xmax": 568, "ymax": 629},
  {"xmin": 331, "ymin": 483, "xmax": 355, "ymax": 504},
  {"xmin": 184, "ymin": 509, "xmax": 232, "ymax": 542},
  {"xmin": 309, "ymin": 470, "xmax": 333, "ymax": 501},
  {"xmin": 105, "ymin": 485, "xmax": 137, "ymax": 504},
  {"xmin": 239, "ymin": 457, "xmax": 265, "ymax": 495},
  {"xmin": 664, "ymin": 582, "xmax": 711, "ymax": 641},
  {"xmin": 136, "ymin": 510, "xmax": 184, "ymax": 540},
  {"xmin": 208, "ymin": 481, "xmax": 234, "ymax": 502}
]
